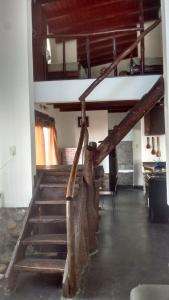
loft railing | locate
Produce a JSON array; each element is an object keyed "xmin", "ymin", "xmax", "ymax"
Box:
[
  {"xmin": 79, "ymin": 19, "xmax": 161, "ymax": 100},
  {"xmin": 33, "ymin": 24, "xmax": 151, "ymax": 81}
]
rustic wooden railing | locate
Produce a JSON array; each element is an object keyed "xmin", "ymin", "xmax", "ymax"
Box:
[
  {"xmin": 63, "ymin": 18, "xmax": 163, "ymax": 298},
  {"xmin": 79, "ymin": 18, "xmax": 161, "ymax": 100},
  {"xmin": 34, "ymin": 25, "xmax": 145, "ymax": 80}
]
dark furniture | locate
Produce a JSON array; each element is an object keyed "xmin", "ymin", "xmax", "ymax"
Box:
[
  {"xmin": 144, "ymin": 104, "xmax": 165, "ymax": 135},
  {"xmin": 109, "ymin": 148, "xmax": 118, "ymax": 194},
  {"xmin": 148, "ymin": 174, "xmax": 169, "ymax": 222}
]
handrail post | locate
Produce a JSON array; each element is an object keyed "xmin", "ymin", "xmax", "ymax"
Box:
[
  {"xmin": 139, "ymin": 0, "xmax": 145, "ymax": 74},
  {"xmin": 86, "ymin": 36, "xmax": 91, "ymax": 78},
  {"xmin": 63, "ymin": 39, "xmax": 66, "ymax": 77},
  {"xmin": 83, "ymin": 142, "xmax": 98, "ymax": 252},
  {"xmin": 63, "ymin": 199, "xmax": 76, "ymax": 297},
  {"xmin": 112, "ymin": 36, "xmax": 117, "ymax": 76}
]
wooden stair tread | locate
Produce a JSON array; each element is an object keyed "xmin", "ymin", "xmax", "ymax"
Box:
[
  {"xmin": 40, "ymin": 183, "xmax": 79, "ymax": 188},
  {"xmin": 15, "ymin": 258, "xmax": 65, "ymax": 273},
  {"xmin": 23, "ymin": 234, "xmax": 67, "ymax": 245},
  {"xmin": 44, "ymin": 171, "xmax": 82, "ymax": 176},
  {"xmin": 35, "ymin": 200, "xmax": 66, "ymax": 205},
  {"xmin": 29, "ymin": 215, "xmax": 66, "ymax": 223}
]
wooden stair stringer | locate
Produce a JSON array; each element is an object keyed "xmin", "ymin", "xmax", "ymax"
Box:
[
  {"xmin": 4, "ymin": 172, "xmax": 45, "ymax": 295},
  {"xmin": 4, "ymin": 166, "xmax": 84, "ymax": 296}
]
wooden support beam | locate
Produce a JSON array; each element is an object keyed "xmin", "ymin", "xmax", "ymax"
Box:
[
  {"xmin": 112, "ymin": 37, "xmax": 118, "ymax": 76},
  {"xmin": 63, "ymin": 40, "xmax": 66, "ymax": 74},
  {"xmin": 139, "ymin": 0, "xmax": 145, "ymax": 74},
  {"xmin": 53, "ymin": 100, "xmax": 138, "ymax": 112},
  {"xmin": 86, "ymin": 37, "xmax": 91, "ymax": 78},
  {"xmin": 32, "ymin": 1, "xmax": 47, "ymax": 81},
  {"xmin": 95, "ymin": 76, "xmax": 164, "ymax": 165}
]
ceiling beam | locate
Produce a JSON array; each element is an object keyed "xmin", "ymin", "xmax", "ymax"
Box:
[
  {"xmin": 53, "ymin": 100, "xmax": 138, "ymax": 112},
  {"xmin": 36, "ymin": 0, "xmax": 59, "ymax": 3}
]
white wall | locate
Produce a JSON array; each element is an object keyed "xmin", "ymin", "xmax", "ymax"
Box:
[
  {"xmin": 50, "ymin": 39, "xmax": 77, "ymax": 64},
  {"xmin": 35, "ymin": 75, "xmax": 160, "ymax": 103},
  {"xmin": 138, "ymin": 22, "xmax": 163, "ymax": 58},
  {"xmin": 108, "ymin": 112, "xmax": 133, "ymax": 141},
  {"xmin": 0, "ymin": 0, "xmax": 34, "ymax": 207}
]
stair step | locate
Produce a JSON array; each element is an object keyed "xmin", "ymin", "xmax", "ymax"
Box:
[
  {"xmin": 14, "ymin": 258, "xmax": 65, "ymax": 274},
  {"xmin": 44, "ymin": 171, "xmax": 82, "ymax": 177},
  {"xmin": 40, "ymin": 183, "xmax": 79, "ymax": 188},
  {"xmin": 35, "ymin": 200, "xmax": 66, "ymax": 205},
  {"xmin": 29, "ymin": 215, "xmax": 66, "ymax": 224},
  {"xmin": 23, "ymin": 234, "xmax": 67, "ymax": 245}
]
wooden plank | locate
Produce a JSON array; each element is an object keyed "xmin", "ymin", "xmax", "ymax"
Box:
[
  {"xmin": 54, "ymin": 100, "xmax": 138, "ymax": 112},
  {"xmin": 40, "ymin": 183, "xmax": 79, "ymax": 188},
  {"xmin": 112, "ymin": 37, "xmax": 117, "ymax": 76},
  {"xmin": 22, "ymin": 234, "xmax": 67, "ymax": 245},
  {"xmin": 29, "ymin": 215, "xmax": 66, "ymax": 224},
  {"xmin": 139, "ymin": 0, "xmax": 145, "ymax": 74},
  {"xmin": 95, "ymin": 76, "xmax": 164, "ymax": 165},
  {"xmin": 15, "ymin": 259, "xmax": 65, "ymax": 274},
  {"xmin": 86, "ymin": 36, "xmax": 91, "ymax": 78},
  {"xmin": 35, "ymin": 200, "xmax": 66, "ymax": 205}
]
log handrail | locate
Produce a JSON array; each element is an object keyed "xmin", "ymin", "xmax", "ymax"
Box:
[
  {"xmin": 66, "ymin": 123, "xmax": 86, "ymax": 200},
  {"xmin": 79, "ymin": 18, "xmax": 161, "ymax": 101}
]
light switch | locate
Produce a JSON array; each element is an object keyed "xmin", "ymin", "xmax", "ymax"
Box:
[{"xmin": 9, "ymin": 146, "xmax": 16, "ymax": 157}]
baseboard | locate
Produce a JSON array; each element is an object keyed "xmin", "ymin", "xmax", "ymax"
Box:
[
  {"xmin": 133, "ymin": 185, "xmax": 144, "ymax": 190},
  {"xmin": 117, "ymin": 185, "xmax": 143, "ymax": 190}
]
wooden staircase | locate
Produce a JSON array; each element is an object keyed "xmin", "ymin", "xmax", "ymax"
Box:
[
  {"xmin": 4, "ymin": 19, "xmax": 164, "ymax": 298},
  {"xmin": 4, "ymin": 165, "xmax": 83, "ymax": 295}
]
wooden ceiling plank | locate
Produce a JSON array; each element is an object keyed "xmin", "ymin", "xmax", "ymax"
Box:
[
  {"xmin": 43, "ymin": 0, "xmax": 138, "ymax": 19},
  {"xmin": 47, "ymin": 6, "xmax": 159, "ymax": 30},
  {"xmin": 49, "ymin": 8, "xmax": 159, "ymax": 35}
]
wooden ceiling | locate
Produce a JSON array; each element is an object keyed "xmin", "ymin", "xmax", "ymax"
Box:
[{"xmin": 39, "ymin": 0, "xmax": 160, "ymax": 67}]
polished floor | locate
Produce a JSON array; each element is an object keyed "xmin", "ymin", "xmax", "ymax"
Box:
[{"xmin": 1, "ymin": 189, "xmax": 169, "ymax": 300}]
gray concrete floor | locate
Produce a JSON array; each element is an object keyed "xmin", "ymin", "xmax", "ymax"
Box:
[{"xmin": 1, "ymin": 189, "xmax": 169, "ymax": 300}]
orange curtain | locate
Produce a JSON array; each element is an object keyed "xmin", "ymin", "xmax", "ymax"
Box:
[
  {"xmin": 35, "ymin": 124, "xmax": 46, "ymax": 166},
  {"xmin": 47, "ymin": 125, "xmax": 61, "ymax": 165}
]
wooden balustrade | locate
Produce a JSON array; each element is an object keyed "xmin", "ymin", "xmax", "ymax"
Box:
[{"xmin": 79, "ymin": 18, "xmax": 161, "ymax": 100}]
